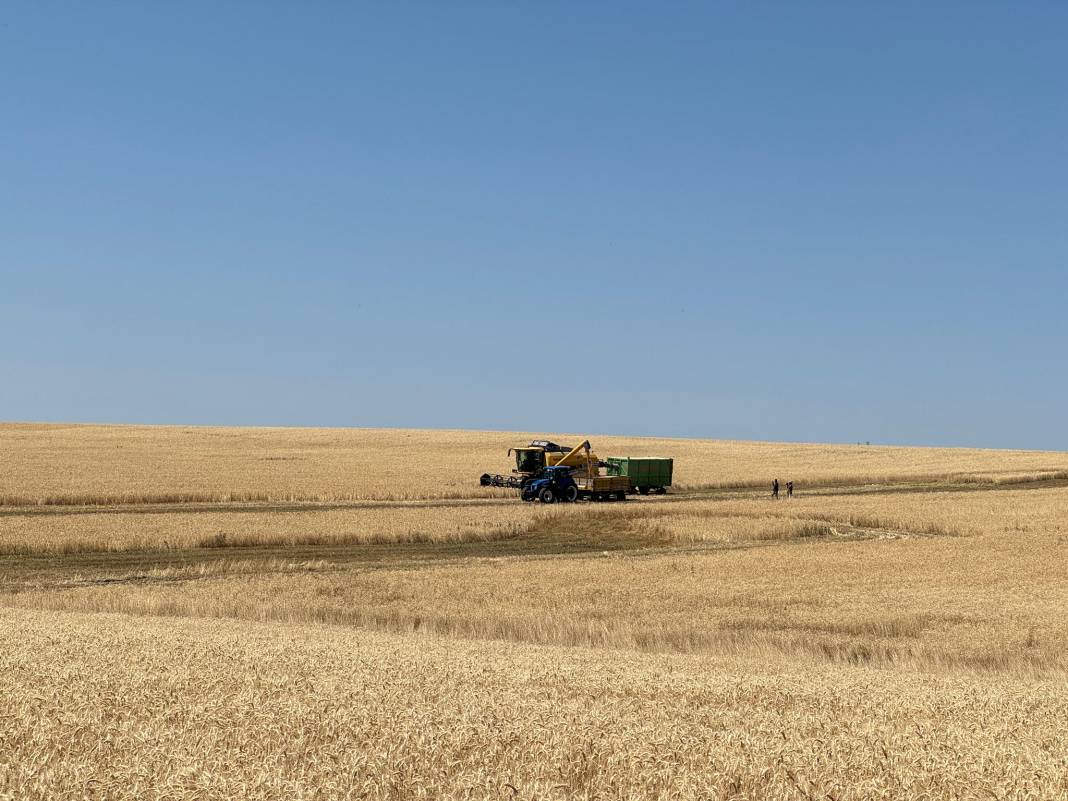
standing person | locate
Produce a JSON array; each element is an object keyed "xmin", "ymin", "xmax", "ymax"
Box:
[
  {"xmin": 786, "ymin": 480, "xmax": 794, "ymax": 498},
  {"xmin": 772, "ymin": 478, "xmax": 780, "ymax": 499}
]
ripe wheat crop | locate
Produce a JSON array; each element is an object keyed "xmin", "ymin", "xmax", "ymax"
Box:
[
  {"xmin": 2, "ymin": 609, "xmax": 1066, "ymax": 801},
  {"xmin": 3, "ymin": 423, "xmax": 1067, "ymax": 505},
  {"xmin": 1, "ymin": 423, "xmax": 1066, "ymax": 799}
]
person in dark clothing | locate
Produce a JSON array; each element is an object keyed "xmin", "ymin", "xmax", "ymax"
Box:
[
  {"xmin": 772, "ymin": 479, "xmax": 780, "ymax": 499},
  {"xmin": 786, "ymin": 481, "xmax": 794, "ymax": 498}
]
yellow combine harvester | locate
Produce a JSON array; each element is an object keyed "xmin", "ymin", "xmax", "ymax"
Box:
[
  {"xmin": 479, "ymin": 439, "xmax": 602, "ymax": 488},
  {"xmin": 479, "ymin": 438, "xmax": 631, "ymax": 502}
]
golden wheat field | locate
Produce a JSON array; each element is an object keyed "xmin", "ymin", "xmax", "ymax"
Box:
[
  {"xmin": 1, "ymin": 423, "xmax": 1067, "ymax": 800},
  {"xmin": 5, "ymin": 423, "xmax": 1068, "ymax": 505}
]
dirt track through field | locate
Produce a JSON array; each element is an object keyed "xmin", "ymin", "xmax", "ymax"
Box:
[
  {"xmin": 0, "ymin": 529, "xmax": 654, "ymax": 591},
  {"xmin": 0, "ymin": 499, "xmax": 955, "ymax": 594},
  {"xmin": 0, "ymin": 476, "xmax": 1058, "ymax": 595}
]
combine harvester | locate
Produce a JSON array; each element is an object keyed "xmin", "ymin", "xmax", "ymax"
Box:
[{"xmin": 479, "ymin": 438, "xmax": 672, "ymax": 503}]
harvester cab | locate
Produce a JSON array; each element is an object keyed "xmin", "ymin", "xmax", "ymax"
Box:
[{"xmin": 510, "ymin": 447, "xmax": 549, "ymax": 475}]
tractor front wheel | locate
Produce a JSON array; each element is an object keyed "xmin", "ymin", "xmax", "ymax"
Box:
[{"xmin": 539, "ymin": 487, "xmax": 556, "ymax": 504}]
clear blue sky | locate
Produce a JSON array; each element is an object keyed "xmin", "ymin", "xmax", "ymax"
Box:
[{"xmin": 3, "ymin": 3, "xmax": 1066, "ymax": 449}]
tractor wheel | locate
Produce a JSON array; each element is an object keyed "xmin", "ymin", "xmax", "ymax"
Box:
[
  {"xmin": 563, "ymin": 485, "xmax": 579, "ymax": 502},
  {"xmin": 539, "ymin": 487, "xmax": 556, "ymax": 504}
]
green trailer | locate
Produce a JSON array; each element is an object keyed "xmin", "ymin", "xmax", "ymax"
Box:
[{"xmin": 604, "ymin": 457, "xmax": 673, "ymax": 495}]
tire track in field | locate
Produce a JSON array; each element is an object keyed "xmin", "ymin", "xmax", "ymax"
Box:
[{"xmin": 0, "ymin": 517, "xmax": 940, "ymax": 596}]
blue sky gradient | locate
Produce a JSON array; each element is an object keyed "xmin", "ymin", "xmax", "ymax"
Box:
[{"xmin": 3, "ymin": 3, "xmax": 1066, "ymax": 448}]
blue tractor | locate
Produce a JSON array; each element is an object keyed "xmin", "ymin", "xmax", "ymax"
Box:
[{"xmin": 520, "ymin": 465, "xmax": 579, "ymax": 503}]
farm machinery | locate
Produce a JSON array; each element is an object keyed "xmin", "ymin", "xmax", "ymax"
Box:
[
  {"xmin": 479, "ymin": 440, "xmax": 603, "ymax": 488},
  {"xmin": 480, "ymin": 438, "xmax": 672, "ymax": 503}
]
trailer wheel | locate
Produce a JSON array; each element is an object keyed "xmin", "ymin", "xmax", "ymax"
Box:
[
  {"xmin": 615, "ymin": 491, "xmax": 627, "ymax": 501},
  {"xmin": 654, "ymin": 487, "xmax": 667, "ymax": 495},
  {"xmin": 638, "ymin": 486, "xmax": 649, "ymax": 495},
  {"xmin": 563, "ymin": 485, "xmax": 578, "ymax": 502},
  {"xmin": 539, "ymin": 487, "xmax": 556, "ymax": 504}
]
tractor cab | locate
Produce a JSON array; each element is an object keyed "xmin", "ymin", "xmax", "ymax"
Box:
[
  {"xmin": 537, "ymin": 465, "xmax": 575, "ymax": 481},
  {"xmin": 520, "ymin": 465, "xmax": 579, "ymax": 504}
]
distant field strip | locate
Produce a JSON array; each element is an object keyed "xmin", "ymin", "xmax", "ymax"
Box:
[
  {"xmin": 5, "ymin": 423, "xmax": 1068, "ymax": 504},
  {"xmin": 4, "ymin": 467, "xmax": 1068, "ymax": 507}
]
